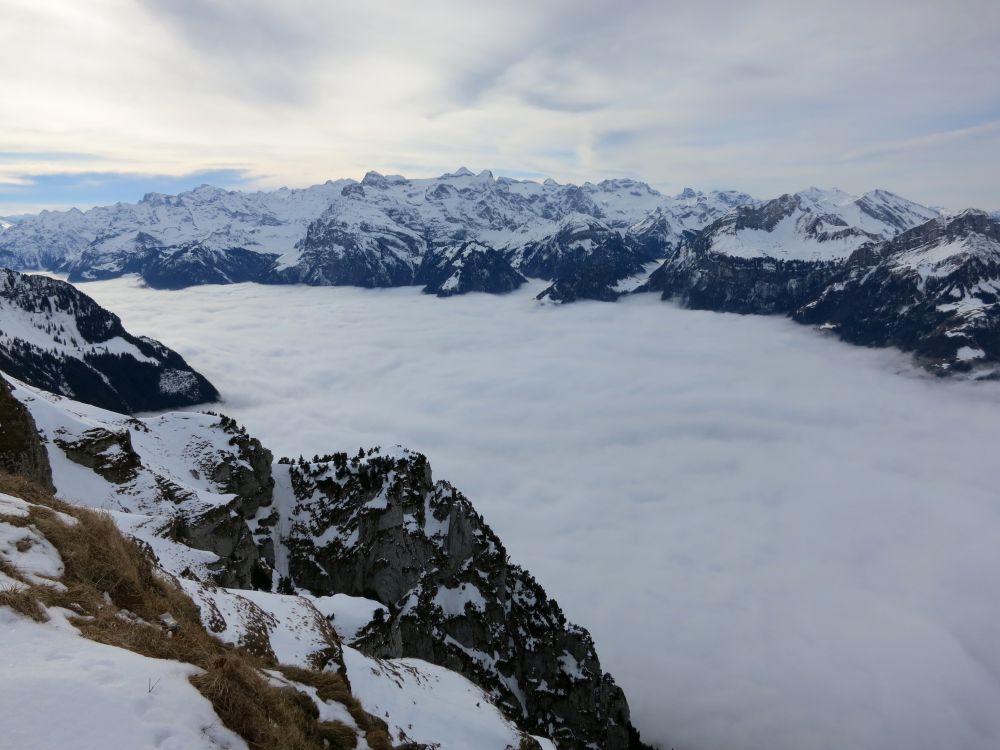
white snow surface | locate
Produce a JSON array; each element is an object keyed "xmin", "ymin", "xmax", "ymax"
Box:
[
  {"xmin": 5, "ymin": 375, "xmax": 252, "ymax": 581},
  {"xmin": 0, "ymin": 521, "xmax": 64, "ymax": 586},
  {"xmin": 311, "ymin": 592, "xmax": 387, "ymax": 642},
  {"xmin": 890, "ymin": 231, "xmax": 1000, "ymax": 281},
  {"xmin": 433, "ymin": 582, "xmax": 487, "ymax": 617},
  {"xmin": 705, "ymin": 187, "xmax": 939, "ymax": 261},
  {"xmin": 0, "ymin": 491, "xmax": 32, "ymax": 518},
  {"xmin": 709, "ymin": 213, "xmax": 871, "ymax": 261},
  {"xmin": 179, "ymin": 579, "xmax": 338, "ymax": 668},
  {"xmin": 343, "ymin": 646, "xmax": 530, "ymax": 749},
  {"xmin": 0, "ymin": 608, "xmax": 248, "ymax": 750},
  {"xmin": 11, "ymin": 377, "xmax": 237, "ymax": 513},
  {"xmin": 75, "ymin": 277, "xmax": 1000, "ymax": 750}
]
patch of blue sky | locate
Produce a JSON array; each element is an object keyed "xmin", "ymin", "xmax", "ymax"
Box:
[{"xmin": 0, "ymin": 168, "xmax": 254, "ymax": 213}]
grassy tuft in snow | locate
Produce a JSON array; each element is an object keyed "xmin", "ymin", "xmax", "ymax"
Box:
[{"xmin": 278, "ymin": 665, "xmax": 394, "ymax": 750}]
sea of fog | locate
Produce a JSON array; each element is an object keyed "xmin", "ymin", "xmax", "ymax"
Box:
[{"xmin": 80, "ymin": 276, "xmax": 1000, "ymax": 750}]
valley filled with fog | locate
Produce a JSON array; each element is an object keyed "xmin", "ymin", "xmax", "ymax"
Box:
[{"xmin": 82, "ymin": 277, "xmax": 1000, "ymax": 750}]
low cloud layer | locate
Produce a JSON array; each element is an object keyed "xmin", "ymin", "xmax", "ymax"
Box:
[
  {"xmin": 2, "ymin": 0, "xmax": 999, "ymax": 212},
  {"xmin": 81, "ymin": 277, "xmax": 1000, "ymax": 750}
]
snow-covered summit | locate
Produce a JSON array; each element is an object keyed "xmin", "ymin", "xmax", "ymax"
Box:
[{"xmin": 699, "ymin": 187, "xmax": 940, "ymax": 262}]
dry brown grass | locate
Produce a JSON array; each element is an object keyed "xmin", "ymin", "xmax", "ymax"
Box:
[
  {"xmin": 0, "ymin": 471, "xmax": 399, "ymax": 750},
  {"xmin": 279, "ymin": 665, "xmax": 394, "ymax": 750},
  {"xmin": 317, "ymin": 721, "xmax": 361, "ymax": 749},
  {"xmin": 0, "ymin": 585, "xmax": 47, "ymax": 621},
  {"xmin": 191, "ymin": 653, "xmax": 320, "ymax": 750}
]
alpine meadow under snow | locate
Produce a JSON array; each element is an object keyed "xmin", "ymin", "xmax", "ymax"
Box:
[{"xmin": 76, "ymin": 275, "xmax": 1000, "ymax": 750}]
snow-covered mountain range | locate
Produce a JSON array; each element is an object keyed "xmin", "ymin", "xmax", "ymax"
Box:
[
  {"xmin": 3, "ymin": 170, "xmax": 1000, "ymax": 374},
  {"xmin": 0, "ymin": 269, "xmax": 218, "ymax": 412},
  {"xmin": 1, "ymin": 372, "xmax": 646, "ymax": 749},
  {"xmin": 0, "ymin": 170, "xmax": 751, "ymax": 291}
]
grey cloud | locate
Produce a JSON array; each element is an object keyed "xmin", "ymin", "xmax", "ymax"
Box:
[{"xmin": 136, "ymin": 0, "xmax": 346, "ymax": 103}]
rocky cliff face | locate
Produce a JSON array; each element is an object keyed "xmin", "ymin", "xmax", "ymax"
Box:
[
  {"xmin": 0, "ymin": 378, "xmax": 53, "ymax": 491},
  {"xmin": 795, "ymin": 210, "xmax": 1000, "ymax": 375},
  {"xmin": 277, "ymin": 448, "xmax": 643, "ymax": 749},
  {"xmin": 274, "ymin": 214, "xmax": 422, "ymax": 287},
  {"xmin": 141, "ymin": 244, "xmax": 280, "ymax": 289},
  {"xmin": 537, "ymin": 233, "xmax": 658, "ymax": 303},
  {"xmin": 642, "ymin": 240, "xmax": 840, "ymax": 315},
  {"xmin": 415, "ymin": 241, "xmax": 526, "ymax": 297},
  {"xmin": 0, "ymin": 269, "xmax": 219, "ymax": 413}
]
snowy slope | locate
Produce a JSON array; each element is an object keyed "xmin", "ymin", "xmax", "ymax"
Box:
[
  {"xmin": 7, "ymin": 375, "xmax": 268, "ymax": 587},
  {"xmin": 0, "ymin": 608, "xmax": 248, "ymax": 750},
  {"xmin": 0, "ymin": 489, "xmax": 249, "ymax": 750},
  {"xmin": 700, "ymin": 188, "xmax": 939, "ymax": 262},
  {"xmin": 628, "ymin": 187, "xmax": 757, "ymax": 256},
  {"xmin": 343, "ymin": 646, "xmax": 548, "ymax": 749},
  {"xmin": 0, "ymin": 269, "xmax": 218, "ymax": 412}
]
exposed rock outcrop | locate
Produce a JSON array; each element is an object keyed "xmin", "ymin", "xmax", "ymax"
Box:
[
  {"xmin": 278, "ymin": 448, "xmax": 646, "ymax": 750},
  {"xmin": 537, "ymin": 234, "xmax": 656, "ymax": 303},
  {"xmin": 0, "ymin": 378, "xmax": 53, "ymax": 491},
  {"xmin": 416, "ymin": 241, "xmax": 526, "ymax": 297},
  {"xmin": 642, "ymin": 241, "xmax": 840, "ymax": 315}
]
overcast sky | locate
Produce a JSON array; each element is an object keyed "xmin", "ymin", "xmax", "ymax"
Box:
[{"xmin": 2, "ymin": 0, "xmax": 998, "ymax": 214}]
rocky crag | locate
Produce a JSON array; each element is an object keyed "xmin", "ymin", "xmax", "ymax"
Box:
[{"xmin": 6, "ymin": 376, "xmax": 651, "ymax": 749}]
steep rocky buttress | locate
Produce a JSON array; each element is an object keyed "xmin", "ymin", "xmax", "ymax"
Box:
[{"xmin": 277, "ymin": 449, "xmax": 644, "ymax": 749}]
